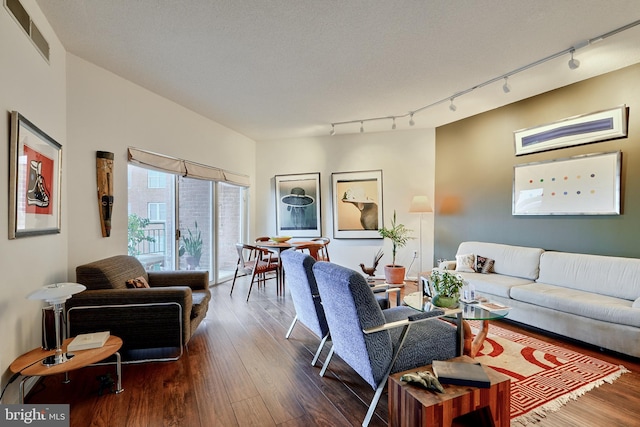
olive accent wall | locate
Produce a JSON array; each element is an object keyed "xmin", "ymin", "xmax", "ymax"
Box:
[{"xmin": 435, "ymin": 63, "xmax": 640, "ymax": 262}]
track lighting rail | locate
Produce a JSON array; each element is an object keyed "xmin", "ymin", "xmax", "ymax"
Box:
[{"xmin": 329, "ymin": 19, "xmax": 640, "ymax": 135}]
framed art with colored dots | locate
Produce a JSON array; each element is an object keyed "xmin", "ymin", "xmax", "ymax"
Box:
[{"xmin": 513, "ymin": 151, "xmax": 621, "ymax": 215}]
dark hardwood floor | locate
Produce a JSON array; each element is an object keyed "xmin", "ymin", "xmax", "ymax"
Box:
[{"xmin": 28, "ymin": 276, "xmax": 640, "ymax": 426}]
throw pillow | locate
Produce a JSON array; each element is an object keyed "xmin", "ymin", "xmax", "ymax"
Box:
[
  {"xmin": 476, "ymin": 255, "xmax": 495, "ymax": 274},
  {"xmin": 126, "ymin": 276, "xmax": 150, "ymax": 289},
  {"xmin": 455, "ymin": 253, "xmax": 475, "ymax": 273}
]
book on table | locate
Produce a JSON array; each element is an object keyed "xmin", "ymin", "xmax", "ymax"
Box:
[
  {"xmin": 67, "ymin": 331, "xmax": 110, "ymax": 351},
  {"xmin": 478, "ymin": 301, "xmax": 510, "ymax": 312},
  {"xmin": 432, "ymin": 360, "xmax": 491, "ymax": 388}
]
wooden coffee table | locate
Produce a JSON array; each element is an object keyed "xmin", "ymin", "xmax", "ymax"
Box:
[
  {"xmin": 10, "ymin": 335, "xmax": 124, "ymax": 403},
  {"xmin": 388, "ymin": 355, "xmax": 510, "ymax": 427}
]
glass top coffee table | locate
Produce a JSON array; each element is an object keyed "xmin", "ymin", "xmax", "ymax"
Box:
[{"xmin": 403, "ymin": 292, "xmax": 509, "ymax": 358}]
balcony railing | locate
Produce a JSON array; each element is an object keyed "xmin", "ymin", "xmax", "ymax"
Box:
[{"xmin": 134, "ymin": 223, "xmax": 166, "ymax": 270}]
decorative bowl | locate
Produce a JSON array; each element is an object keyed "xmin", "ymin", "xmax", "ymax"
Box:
[{"xmin": 270, "ymin": 236, "xmax": 291, "ymax": 243}]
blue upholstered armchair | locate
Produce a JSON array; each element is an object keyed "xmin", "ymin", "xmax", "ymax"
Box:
[
  {"xmin": 280, "ymin": 250, "xmax": 330, "ymax": 366},
  {"xmin": 313, "ymin": 261, "xmax": 458, "ymax": 427}
]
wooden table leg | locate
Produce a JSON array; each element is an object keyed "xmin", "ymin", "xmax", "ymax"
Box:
[{"xmin": 462, "ymin": 319, "xmax": 490, "ymax": 358}]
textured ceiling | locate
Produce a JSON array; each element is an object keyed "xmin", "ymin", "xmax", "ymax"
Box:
[{"xmin": 36, "ymin": 1, "xmax": 640, "ymax": 141}]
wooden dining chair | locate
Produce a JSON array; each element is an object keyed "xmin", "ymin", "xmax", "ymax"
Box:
[
  {"xmin": 311, "ymin": 237, "xmax": 330, "ymax": 261},
  {"xmin": 294, "ymin": 242, "xmax": 325, "ymax": 261},
  {"xmin": 229, "ymin": 243, "xmax": 279, "ymax": 301}
]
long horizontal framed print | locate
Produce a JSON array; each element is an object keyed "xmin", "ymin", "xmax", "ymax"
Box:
[
  {"xmin": 275, "ymin": 172, "xmax": 321, "ymax": 237},
  {"xmin": 514, "ymin": 105, "xmax": 628, "ymax": 156},
  {"xmin": 9, "ymin": 111, "xmax": 62, "ymax": 238},
  {"xmin": 513, "ymin": 151, "xmax": 620, "ymax": 216},
  {"xmin": 332, "ymin": 169, "xmax": 383, "ymax": 239}
]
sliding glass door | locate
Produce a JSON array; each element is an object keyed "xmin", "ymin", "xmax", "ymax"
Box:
[
  {"xmin": 127, "ymin": 163, "xmax": 247, "ymax": 283},
  {"xmin": 177, "ymin": 176, "xmax": 212, "ymax": 271},
  {"xmin": 128, "ymin": 165, "xmax": 176, "ymax": 270}
]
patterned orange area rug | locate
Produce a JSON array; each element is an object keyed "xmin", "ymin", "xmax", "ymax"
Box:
[{"xmin": 468, "ymin": 321, "xmax": 630, "ymax": 425}]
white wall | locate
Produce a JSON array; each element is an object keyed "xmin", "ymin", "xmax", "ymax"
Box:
[
  {"xmin": 66, "ymin": 55, "xmax": 257, "ymax": 277},
  {"xmin": 255, "ymin": 129, "xmax": 436, "ymax": 277},
  {"xmin": 0, "ymin": 0, "xmax": 67, "ymax": 403},
  {"xmin": 1, "ymin": 3, "xmax": 257, "ymax": 402}
]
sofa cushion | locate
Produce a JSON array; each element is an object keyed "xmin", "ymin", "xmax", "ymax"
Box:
[
  {"xmin": 475, "ymin": 256, "xmax": 495, "ymax": 274},
  {"xmin": 191, "ymin": 290, "xmax": 211, "ymax": 320},
  {"xmin": 511, "ymin": 282, "xmax": 640, "ymax": 328},
  {"xmin": 455, "ymin": 253, "xmax": 475, "ymax": 272},
  {"xmin": 455, "ymin": 271, "xmax": 534, "ymax": 298},
  {"xmin": 634, "ymin": 297, "xmax": 640, "ymax": 309},
  {"xmin": 126, "ymin": 276, "xmax": 150, "ymax": 288},
  {"xmin": 76, "ymin": 255, "xmax": 148, "ymax": 290},
  {"xmin": 537, "ymin": 251, "xmax": 640, "ymax": 301},
  {"xmin": 457, "ymin": 241, "xmax": 544, "ymax": 280}
]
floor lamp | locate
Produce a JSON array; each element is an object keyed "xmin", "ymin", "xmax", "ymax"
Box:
[
  {"xmin": 27, "ymin": 282, "xmax": 86, "ymax": 366},
  {"xmin": 409, "ymin": 195, "xmax": 433, "ymax": 278}
]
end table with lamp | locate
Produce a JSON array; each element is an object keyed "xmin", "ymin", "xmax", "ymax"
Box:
[{"xmin": 9, "ymin": 283, "xmax": 124, "ymax": 403}]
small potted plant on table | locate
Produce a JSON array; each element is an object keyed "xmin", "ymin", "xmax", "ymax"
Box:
[
  {"xmin": 429, "ymin": 269, "xmax": 465, "ymax": 308},
  {"xmin": 378, "ymin": 210, "xmax": 413, "ymax": 284}
]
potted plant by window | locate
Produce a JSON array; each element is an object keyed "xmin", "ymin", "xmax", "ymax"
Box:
[
  {"xmin": 429, "ymin": 269, "xmax": 465, "ymax": 308},
  {"xmin": 182, "ymin": 221, "xmax": 203, "ymax": 268},
  {"xmin": 378, "ymin": 210, "xmax": 412, "ymax": 284}
]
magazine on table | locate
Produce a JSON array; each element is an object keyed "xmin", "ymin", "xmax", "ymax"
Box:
[{"xmin": 478, "ymin": 301, "xmax": 510, "ymax": 312}]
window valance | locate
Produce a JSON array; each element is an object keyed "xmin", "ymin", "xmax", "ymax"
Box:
[{"xmin": 128, "ymin": 147, "xmax": 250, "ymax": 187}]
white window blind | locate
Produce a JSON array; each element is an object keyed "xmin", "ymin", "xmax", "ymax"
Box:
[{"xmin": 128, "ymin": 147, "xmax": 250, "ymax": 187}]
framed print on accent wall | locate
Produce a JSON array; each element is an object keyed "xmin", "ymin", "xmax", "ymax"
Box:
[
  {"xmin": 9, "ymin": 111, "xmax": 62, "ymax": 239},
  {"xmin": 275, "ymin": 173, "xmax": 321, "ymax": 238},
  {"xmin": 514, "ymin": 105, "xmax": 628, "ymax": 156},
  {"xmin": 332, "ymin": 169, "xmax": 383, "ymax": 239},
  {"xmin": 513, "ymin": 151, "xmax": 620, "ymax": 216}
]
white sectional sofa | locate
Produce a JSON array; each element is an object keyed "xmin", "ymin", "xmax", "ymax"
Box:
[{"xmin": 440, "ymin": 241, "xmax": 640, "ymax": 358}]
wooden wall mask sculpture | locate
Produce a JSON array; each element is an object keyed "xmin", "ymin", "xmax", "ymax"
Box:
[{"xmin": 96, "ymin": 151, "xmax": 114, "ymax": 237}]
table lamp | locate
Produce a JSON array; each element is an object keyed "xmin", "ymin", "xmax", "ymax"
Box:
[
  {"xmin": 27, "ymin": 282, "xmax": 86, "ymax": 366},
  {"xmin": 409, "ymin": 195, "xmax": 433, "ymax": 276}
]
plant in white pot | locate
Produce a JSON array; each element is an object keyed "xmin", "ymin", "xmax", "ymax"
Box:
[{"xmin": 378, "ymin": 210, "xmax": 413, "ymax": 284}]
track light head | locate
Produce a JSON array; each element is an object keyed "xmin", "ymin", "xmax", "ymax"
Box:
[
  {"xmin": 330, "ymin": 124, "xmax": 335, "ymax": 136},
  {"xmin": 568, "ymin": 50, "xmax": 580, "ymax": 70},
  {"xmin": 391, "ymin": 117, "xmax": 396, "ymax": 130},
  {"xmin": 502, "ymin": 77, "xmax": 511, "ymax": 93},
  {"xmin": 408, "ymin": 113, "xmax": 415, "ymax": 126},
  {"xmin": 449, "ymin": 98, "xmax": 457, "ymax": 112},
  {"xmin": 360, "ymin": 121, "xmax": 364, "ymax": 133}
]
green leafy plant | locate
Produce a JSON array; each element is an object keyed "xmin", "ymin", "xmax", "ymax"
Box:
[
  {"xmin": 378, "ymin": 210, "xmax": 413, "ymax": 266},
  {"xmin": 127, "ymin": 213, "xmax": 155, "ymax": 256},
  {"xmin": 182, "ymin": 221, "xmax": 203, "ymax": 263},
  {"xmin": 430, "ymin": 269, "xmax": 465, "ymax": 298}
]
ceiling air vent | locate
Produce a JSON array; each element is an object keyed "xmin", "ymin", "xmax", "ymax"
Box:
[{"xmin": 5, "ymin": 0, "xmax": 50, "ymax": 62}]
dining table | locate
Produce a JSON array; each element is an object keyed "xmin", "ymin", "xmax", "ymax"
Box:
[{"xmin": 255, "ymin": 240, "xmax": 324, "ymax": 295}]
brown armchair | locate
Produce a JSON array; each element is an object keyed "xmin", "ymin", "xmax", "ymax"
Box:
[{"xmin": 67, "ymin": 255, "xmax": 210, "ymax": 353}]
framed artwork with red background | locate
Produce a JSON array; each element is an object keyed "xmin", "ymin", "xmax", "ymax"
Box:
[{"xmin": 9, "ymin": 111, "xmax": 62, "ymax": 238}]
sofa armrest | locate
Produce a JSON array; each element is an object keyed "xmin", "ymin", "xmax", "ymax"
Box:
[
  {"xmin": 439, "ymin": 260, "xmax": 457, "ymax": 270},
  {"xmin": 147, "ymin": 270, "xmax": 209, "ymax": 291}
]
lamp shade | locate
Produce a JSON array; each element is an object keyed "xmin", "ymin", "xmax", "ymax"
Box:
[
  {"xmin": 27, "ymin": 282, "xmax": 86, "ymax": 305},
  {"xmin": 409, "ymin": 196, "xmax": 432, "ymax": 213}
]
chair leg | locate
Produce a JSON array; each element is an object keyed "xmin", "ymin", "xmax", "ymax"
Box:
[
  {"xmin": 229, "ymin": 267, "xmax": 240, "ymax": 295},
  {"xmin": 285, "ymin": 315, "xmax": 298, "ymax": 339},
  {"xmin": 311, "ymin": 333, "xmax": 330, "ymax": 367},
  {"xmin": 362, "ymin": 380, "xmax": 386, "ymax": 427},
  {"xmin": 319, "ymin": 345, "xmax": 335, "ymax": 377},
  {"xmin": 246, "ymin": 269, "xmax": 261, "ymax": 301}
]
